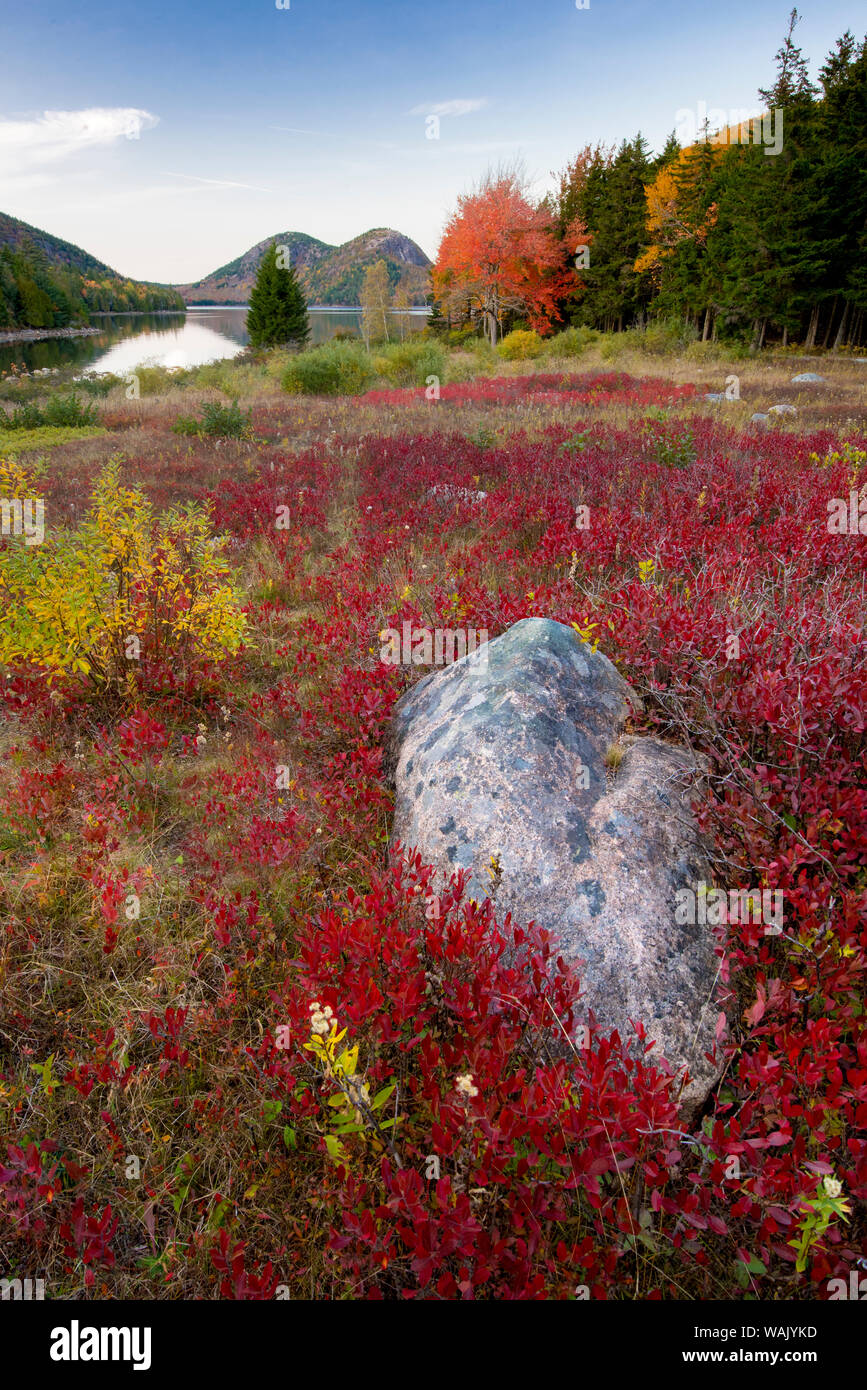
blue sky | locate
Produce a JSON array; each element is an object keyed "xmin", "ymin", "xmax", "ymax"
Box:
[{"xmin": 0, "ymin": 0, "xmax": 861, "ymax": 283}]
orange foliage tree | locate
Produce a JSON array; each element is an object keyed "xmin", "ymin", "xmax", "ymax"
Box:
[{"xmin": 432, "ymin": 168, "xmax": 586, "ymax": 345}]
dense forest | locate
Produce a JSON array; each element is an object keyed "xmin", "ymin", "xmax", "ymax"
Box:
[
  {"xmin": 433, "ymin": 16, "xmax": 867, "ymax": 350},
  {"xmin": 0, "ymin": 219, "xmax": 185, "ymax": 332}
]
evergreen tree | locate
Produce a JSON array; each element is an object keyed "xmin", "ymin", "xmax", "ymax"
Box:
[
  {"xmin": 758, "ymin": 7, "xmax": 818, "ymax": 106},
  {"xmin": 811, "ymin": 31, "xmax": 867, "ymax": 346},
  {"xmin": 576, "ymin": 136, "xmax": 654, "ymax": 330},
  {"xmin": 548, "ymin": 17, "xmax": 867, "ymax": 349},
  {"xmin": 246, "ymin": 242, "xmax": 310, "ymax": 349}
]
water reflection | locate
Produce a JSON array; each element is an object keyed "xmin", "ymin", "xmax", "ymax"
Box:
[
  {"xmin": 92, "ymin": 318, "xmax": 246, "ymax": 375},
  {"xmin": 0, "ymin": 306, "xmax": 430, "ymax": 377}
]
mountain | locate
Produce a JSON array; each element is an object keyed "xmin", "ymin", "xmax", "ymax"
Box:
[
  {"xmin": 175, "ymin": 227, "xmax": 432, "ymax": 306},
  {"xmin": 0, "ymin": 211, "xmax": 185, "ymax": 330},
  {"xmin": 0, "ymin": 211, "xmax": 120, "ymax": 280}
]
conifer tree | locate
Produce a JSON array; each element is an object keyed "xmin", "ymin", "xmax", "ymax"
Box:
[{"xmin": 246, "ymin": 242, "xmax": 310, "ymax": 349}]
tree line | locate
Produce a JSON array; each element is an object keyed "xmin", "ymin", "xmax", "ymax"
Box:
[
  {"xmin": 0, "ymin": 240, "xmax": 185, "ymax": 332},
  {"xmin": 431, "ymin": 13, "xmax": 867, "ymax": 351}
]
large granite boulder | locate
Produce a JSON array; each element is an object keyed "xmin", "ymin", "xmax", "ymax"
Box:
[{"xmin": 389, "ymin": 617, "xmax": 722, "ymax": 1119}]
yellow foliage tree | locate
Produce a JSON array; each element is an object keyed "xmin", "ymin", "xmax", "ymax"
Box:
[{"xmin": 634, "ymin": 156, "xmax": 719, "ymax": 284}]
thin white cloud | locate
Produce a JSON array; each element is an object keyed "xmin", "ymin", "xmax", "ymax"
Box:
[
  {"xmin": 0, "ymin": 108, "xmax": 158, "ymax": 174},
  {"xmin": 408, "ymin": 99, "xmax": 488, "ymax": 118},
  {"xmin": 269, "ymin": 125, "xmax": 337, "ymax": 137},
  {"xmin": 162, "ymin": 171, "xmax": 274, "ymax": 193},
  {"xmin": 442, "ymin": 140, "xmax": 532, "ymax": 154}
]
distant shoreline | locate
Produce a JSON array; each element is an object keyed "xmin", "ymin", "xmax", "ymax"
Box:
[
  {"xmin": 0, "ymin": 324, "xmax": 104, "ymax": 346},
  {"xmin": 183, "ymin": 303, "xmax": 432, "ymax": 313},
  {"xmin": 0, "ymin": 303, "xmax": 433, "ymax": 347}
]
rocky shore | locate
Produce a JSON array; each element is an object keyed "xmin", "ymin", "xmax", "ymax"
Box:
[{"xmin": 0, "ymin": 324, "xmax": 103, "ymax": 346}]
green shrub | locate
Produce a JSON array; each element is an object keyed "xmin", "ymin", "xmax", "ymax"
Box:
[
  {"xmin": 115, "ymin": 364, "xmax": 192, "ymax": 397},
  {"xmin": 281, "ymin": 341, "xmax": 375, "ymax": 396},
  {"xmin": 496, "ymin": 329, "xmax": 544, "ymax": 361},
  {"xmin": 0, "ymin": 400, "xmax": 43, "ymax": 430},
  {"xmin": 471, "ymin": 340, "xmax": 499, "ymax": 371},
  {"xmin": 557, "ymin": 430, "xmax": 592, "ymax": 456},
  {"xmin": 374, "ymin": 338, "xmax": 447, "ymax": 387},
  {"xmin": 440, "ymin": 352, "xmax": 478, "ymax": 383},
  {"xmin": 446, "ymin": 327, "xmax": 479, "ymax": 348},
  {"xmin": 194, "ymin": 360, "xmax": 263, "ymax": 398},
  {"xmin": 642, "ymin": 418, "xmax": 696, "ymax": 469},
  {"xmin": 0, "ymin": 393, "xmax": 100, "ymax": 430},
  {"xmin": 173, "ymin": 399, "xmax": 252, "ymax": 439},
  {"xmin": 637, "ymin": 318, "xmax": 699, "ymax": 356},
  {"xmin": 541, "ymin": 326, "xmax": 598, "ymax": 358},
  {"xmin": 466, "ymin": 426, "xmax": 497, "ymax": 449},
  {"xmin": 262, "ymin": 349, "xmax": 292, "ymax": 383},
  {"xmin": 0, "ymin": 378, "xmax": 42, "ymax": 405},
  {"xmin": 42, "ymin": 393, "xmax": 102, "ymax": 427},
  {"xmin": 598, "ymin": 334, "xmax": 625, "ymax": 361},
  {"xmin": 77, "ymin": 373, "xmax": 122, "ymax": 397}
]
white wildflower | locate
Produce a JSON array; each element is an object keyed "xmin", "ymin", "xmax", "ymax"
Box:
[{"xmin": 309, "ymin": 1000, "xmax": 335, "ymax": 1035}]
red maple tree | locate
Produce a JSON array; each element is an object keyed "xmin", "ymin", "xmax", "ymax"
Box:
[{"xmin": 432, "ymin": 169, "xmax": 587, "ymax": 345}]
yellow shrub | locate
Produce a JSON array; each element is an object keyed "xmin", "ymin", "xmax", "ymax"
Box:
[
  {"xmin": 496, "ymin": 329, "xmax": 544, "ymax": 361},
  {"xmin": 0, "ymin": 456, "xmax": 246, "ymax": 695}
]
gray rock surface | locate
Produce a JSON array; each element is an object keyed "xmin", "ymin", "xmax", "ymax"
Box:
[
  {"xmin": 791, "ymin": 372, "xmax": 824, "ymax": 383},
  {"xmin": 389, "ymin": 617, "xmax": 722, "ymax": 1119},
  {"xmin": 428, "ymin": 484, "xmax": 489, "ymax": 504},
  {"xmin": 768, "ymin": 403, "xmax": 797, "ymax": 416},
  {"xmin": 750, "ymin": 413, "xmax": 769, "ymax": 424}
]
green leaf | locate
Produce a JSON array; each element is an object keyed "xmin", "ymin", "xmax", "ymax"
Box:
[
  {"xmin": 282, "ymin": 1126, "xmax": 297, "ymax": 1150},
  {"xmin": 370, "ymin": 1083, "xmax": 396, "ymax": 1111}
]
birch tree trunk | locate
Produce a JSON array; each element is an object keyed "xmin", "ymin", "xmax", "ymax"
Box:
[
  {"xmin": 804, "ymin": 304, "xmax": 819, "ymax": 349},
  {"xmin": 833, "ymin": 300, "xmax": 850, "ymax": 350}
]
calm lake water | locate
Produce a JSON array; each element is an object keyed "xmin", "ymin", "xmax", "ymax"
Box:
[{"xmin": 0, "ymin": 306, "xmax": 430, "ymax": 377}]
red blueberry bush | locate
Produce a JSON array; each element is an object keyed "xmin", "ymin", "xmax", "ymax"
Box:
[{"xmin": 0, "ymin": 371, "xmax": 864, "ymax": 1299}]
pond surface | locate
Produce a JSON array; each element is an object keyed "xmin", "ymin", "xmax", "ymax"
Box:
[{"xmin": 0, "ymin": 306, "xmax": 430, "ymax": 376}]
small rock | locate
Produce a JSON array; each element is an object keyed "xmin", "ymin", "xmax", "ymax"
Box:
[
  {"xmin": 750, "ymin": 413, "xmax": 769, "ymax": 424},
  {"xmin": 703, "ymin": 392, "xmax": 725, "ymax": 402},
  {"xmin": 768, "ymin": 403, "xmax": 797, "ymax": 416},
  {"xmin": 428, "ymin": 484, "xmax": 488, "ymax": 504},
  {"xmin": 791, "ymin": 372, "xmax": 824, "ymax": 383}
]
